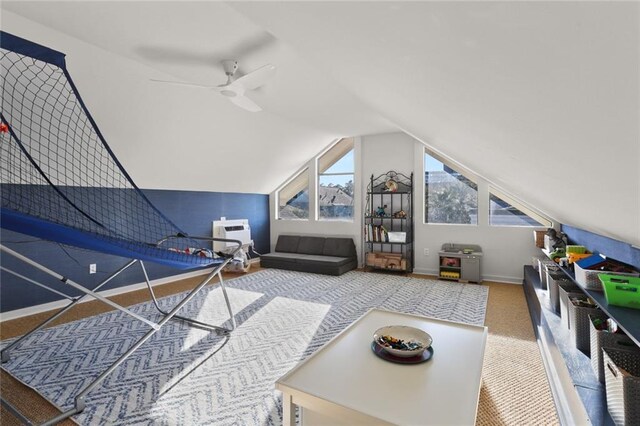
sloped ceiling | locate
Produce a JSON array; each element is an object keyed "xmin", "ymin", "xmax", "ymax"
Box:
[
  {"xmin": 2, "ymin": 1, "xmax": 639, "ymax": 246},
  {"xmin": 232, "ymin": 1, "xmax": 640, "ymax": 247}
]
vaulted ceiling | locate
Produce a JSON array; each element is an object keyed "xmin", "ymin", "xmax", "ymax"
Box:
[{"xmin": 2, "ymin": 1, "xmax": 638, "ymax": 246}]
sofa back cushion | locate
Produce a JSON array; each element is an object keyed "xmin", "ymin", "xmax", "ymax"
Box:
[
  {"xmin": 322, "ymin": 237, "xmax": 357, "ymax": 258},
  {"xmin": 297, "ymin": 236, "xmax": 326, "ymax": 255},
  {"xmin": 275, "ymin": 235, "xmax": 301, "ymax": 253}
]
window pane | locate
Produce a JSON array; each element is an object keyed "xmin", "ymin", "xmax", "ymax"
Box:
[
  {"xmin": 318, "ymin": 138, "xmax": 354, "ymax": 173},
  {"xmin": 425, "ymin": 152, "xmax": 478, "ymax": 224},
  {"xmin": 490, "ymin": 193, "xmax": 545, "ymax": 227},
  {"xmin": 278, "ymin": 169, "xmax": 309, "ymax": 220},
  {"xmin": 319, "ymin": 174, "xmax": 354, "ymax": 220}
]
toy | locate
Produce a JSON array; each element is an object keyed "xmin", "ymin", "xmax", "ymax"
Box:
[
  {"xmin": 384, "ymin": 179, "xmax": 398, "ymax": 192},
  {"xmin": 375, "ymin": 205, "xmax": 388, "ymax": 217},
  {"xmin": 0, "ymin": 123, "xmax": 8, "ymax": 133},
  {"xmin": 392, "ymin": 210, "xmax": 407, "ymax": 219}
]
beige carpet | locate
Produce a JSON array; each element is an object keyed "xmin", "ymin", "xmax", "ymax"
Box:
[
  {"xmin": 0, "ymin": 269, "xmax": 558, "ymax": 425},
  {"xmin": 476, "ymin": 281, "xmax": 559, "ymax": 425}
]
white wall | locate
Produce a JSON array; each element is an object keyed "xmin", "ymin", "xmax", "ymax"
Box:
[{"xmin": 271, "ymin": 131, "xmax": 543, "ymax": 283}]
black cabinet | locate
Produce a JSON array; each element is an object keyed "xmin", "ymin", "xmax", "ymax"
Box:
[{"xmin": 363, "ymin": 171, "xmax": 413, "ymax": 273}]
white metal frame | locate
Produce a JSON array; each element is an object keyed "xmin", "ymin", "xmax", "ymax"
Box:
[{"xmin": 0, "ymin": 236, "xmax": 242, "ymax": 426}]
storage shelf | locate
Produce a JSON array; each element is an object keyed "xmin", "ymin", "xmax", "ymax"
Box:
[
  {"xmin": 524, "ymin": 265, "xmax": 613, "ymax": 425},
  {"xmin": 364, "ymin": 216, "xmax": 407, "ymax": 220},
  {"xmin": 541, "ymin": 249, "xmax": 640, "ymax": 346},
  {"xmin": 440, "ymin": 266, "xmax": 461, "ymax": 270},
  {"xmin": 365, "ymin": 241, "xmax": 410, "ymax": 245},
  {"xmin": 367, "ymin": 191, "xmax": 411, "ymax": 195},
  {"xmin": 363, "ymin": 171, "xmax": 413, "ymax": 273}
]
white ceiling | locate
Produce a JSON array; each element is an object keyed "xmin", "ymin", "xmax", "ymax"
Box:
[{"xmin": 2, "ymin": 1, "xmax": 639, "ymax": 246}]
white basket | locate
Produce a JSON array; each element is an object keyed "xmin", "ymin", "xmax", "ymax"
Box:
[{"xmin": 574, "ymin": 263, "xmax": 639, "ymax": 291}]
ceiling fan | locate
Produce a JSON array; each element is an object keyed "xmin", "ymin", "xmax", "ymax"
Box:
[{"xmin": 151, "ymin": 60, "xmax": 276, "ymax": 112}]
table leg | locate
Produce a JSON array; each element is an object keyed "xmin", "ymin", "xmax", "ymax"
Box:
[{"xmin": 282, "ymin": 392, "xmax": 296, "ymax": 426}]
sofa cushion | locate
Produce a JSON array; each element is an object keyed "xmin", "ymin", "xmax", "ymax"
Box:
[
  {"xmin": 297, "ymin": 236, "xmax": 326, "ymax": 255},
  {"xmin": 260, "ymin": 252, "xmax": 353, "ymax": 267},
  {"xmin": 275, "ymin": 235, "xmax": 300, "ymax": 253},
  {"xmin": 322, "ymin": 237, "xmax": 356, "ymax": 258}
]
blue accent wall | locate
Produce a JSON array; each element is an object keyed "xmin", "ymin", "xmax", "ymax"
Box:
[
  {"xmin": 562, "ymin": 224, "xmax": 640, "ymax": 270},
  {"xmin": 0, "ymin": 189, "xmax": 269, "ymax": 313}
]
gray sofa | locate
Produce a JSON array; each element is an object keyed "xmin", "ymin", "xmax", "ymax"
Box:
[{"xmin": 260, "ymin": 235, "xmax": 357, "ymax": 276}]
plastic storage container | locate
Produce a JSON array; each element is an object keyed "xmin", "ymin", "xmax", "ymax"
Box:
[
  {"xmin": 574, "ymin": 256, "xmax": 639, "ymax": 291},
  {"xmin": 548, "ymin": 275, "xmax": 576, "ymax": 315},
  {"xmin": 568, "ymin": 296, "xmax": 606, "ymax": 355},
  {"xmin": 541, "ymin": 263, "xmax": 560, "ymax": 291},
  {"xmin": 603, "ymin": 348, "xmax": 640, "ymax": 425},
  {"xmin": 538, "ymin": 259, "xmax": 556, "ymax": 289},
  {"xmin": 600, "ymin": 274, "xmax": 640, "ymax": 310},
  {"xmin": 589, "ymin": 315, "xmax": 638, "ymax": 383},
  {"xmin": 559, "ymin": 285, "xmax": 583, "ymax": 330}
]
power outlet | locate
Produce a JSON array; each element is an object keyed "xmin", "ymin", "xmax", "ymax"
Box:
[
  {"xmin": 89, "ymin": 263, "xmax": 97, "ymax": 274},
  {"xmin": 423, "ymin": 248, "xmax": 430, "ymax": 256}
]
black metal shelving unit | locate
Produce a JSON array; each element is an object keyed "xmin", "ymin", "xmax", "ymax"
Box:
[{"xmin": 363, "ymin": 171, "xmax": 413, "ymax": 273}]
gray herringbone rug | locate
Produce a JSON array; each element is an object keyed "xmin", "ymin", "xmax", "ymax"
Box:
[{"xmin": 2, "ymin": 269, "xmax": 488, "ymax": 425}]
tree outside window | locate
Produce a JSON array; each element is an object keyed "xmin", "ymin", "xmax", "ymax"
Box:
[{"xmin": 425, "ymin": 151, "xmax": 478, "ymax": 225}]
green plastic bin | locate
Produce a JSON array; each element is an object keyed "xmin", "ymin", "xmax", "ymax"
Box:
[{"xmin": 600, "ymin": 274, "xmax": 640, "ymax": 310}]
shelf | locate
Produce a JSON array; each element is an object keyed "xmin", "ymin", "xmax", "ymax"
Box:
[
  {"xmin": 366, "ymin": 265, "xmax": 409, "ymax": 273},
  {"xmin": 365, "ymin": 241, "xmax": 411, "ymax": 245},
  {"xmin": 367, "ymin": 191, "xmax": 411, "ymax": 195},
  {"xmin": 365, "ymin": 171, "xmax": 414, "ymax": 273},
  {"xmin": 364, "ymin": 216, "xmax": 407, "ymax": 220},
  {"xmin": 523, "ymin": 265, "xmax": 612, "ymax": 425},
  {"xmin": 440, "ymin": 266, "xmax": 461, "ymax": 270},
  {"xmin": 541, "ymin": 249, "xmax": 640, "ymax": 347}
]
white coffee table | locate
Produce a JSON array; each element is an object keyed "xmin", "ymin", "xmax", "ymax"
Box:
[{"xmin": 276, "ymin": 308, "xmax": 488, "ymax": 425}]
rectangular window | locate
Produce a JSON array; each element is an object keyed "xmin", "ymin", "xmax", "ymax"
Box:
[
  {"xmin": 277, "ymin": 168, "xmax": 309, "ymax": 220},
  {"xmin": 489, "ymin": 188, "xmax": 552, "ymax": 227},
  {"xmin": 318, "ymin": 138, "xmax": 354, "ymax": 221},
  {"xmin": 424, "ymin": 150, "xmax": 478, "ymax": 225}
]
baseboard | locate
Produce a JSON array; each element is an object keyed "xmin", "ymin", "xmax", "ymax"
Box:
[
  {"xmin": 412, "ymin": 268, "xmax": 522, "ymax": 285},
  {"xmin": 0, "ymin": 268, "xmax": 214, "ymax": 322}
]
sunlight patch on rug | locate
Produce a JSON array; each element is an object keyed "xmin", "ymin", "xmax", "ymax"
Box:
[
  {"xmin": 150, "ymin": 296, "xmax": 330, "ymax": 424},
  {"xmin": 181, "ymin": 287, "xmax": 263, "ymax": 352}
]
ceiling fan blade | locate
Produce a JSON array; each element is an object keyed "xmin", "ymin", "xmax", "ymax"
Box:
[
  {"xmin": 229, "ymin": 95, "xmax": 262, "ymax": 112},
  {"xmin": 234, "ymin": 64, "xmax": 276, "ymax": 91},
  {"xmin": 150, "ymin": 79, "xmax": 216, "ymax": 89}
]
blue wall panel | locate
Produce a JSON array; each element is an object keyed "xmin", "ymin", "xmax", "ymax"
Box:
[
  {"xmin": 562, "ymin": 224, "xmax": 640, "ymax": 270},
  {"xmin": 0, "ymin": 189, "xmax": 269, "ymax": 312}
]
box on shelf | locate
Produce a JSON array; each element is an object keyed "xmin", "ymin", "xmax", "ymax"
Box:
[
  {"xmin": 568, "ymin": 296, "xmax": 607, "ymax": 355},
  {"xmin": 589, "ymin": 315, "xmax": 638, "ymax": 383},
  {"xmin": 533, "ymin": 230, "xmax": 546, "ymax": 248},
  {"xmin": 574, "ymin": 255, "xmax": 639, "ymax": 291},
  {"xmin": 600, "ymin": 274, "xmax": 640, "ymax": 310},
  {"xmin": 367, "ymin": 252, "xmax": 405, "ymax": 271},
  {"xmin": 566, "ymin": 245, "xmax": 587, "ymax": 254},
  {"xmin": 567, "ymin": 252, "xmax": 592, "ymax": 264},
  {"xmin": 540, "ymin": 263, "xmax": 560, "ymax": 291},
  {"xmin": 548, "ymin": 274, "xmax": 575, "ymax": 315},
  {"xmin": 559, "ymin": 285, "xmax": 584, "ymax": 330},
  {"xmin": 603, "ymin": 348, "xmax": 640, "ymax": 425}
]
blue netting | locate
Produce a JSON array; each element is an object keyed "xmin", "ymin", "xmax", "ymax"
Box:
[{"xmin": 0, "ymin": 32, "xmax": 219, "ymax": 269}]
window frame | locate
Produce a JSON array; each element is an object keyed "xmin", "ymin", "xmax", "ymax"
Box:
[
  {"xmin": 317, "ymin": 138, "xmax": 355, "ymax": 222},
  {"xmin": 423, "ymin": 148, "xmax": 479, "ymax": 226},
  {"xmin": 488, "ymin": 186, "xmax": 553, "ymax": 228},
  {"xmin": 276, "ymin": 167, "xmax": 310, "ymax": 221}
]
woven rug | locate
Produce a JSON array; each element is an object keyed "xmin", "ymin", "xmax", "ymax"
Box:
[{"xmin": 1, "ymin": 269, "xmax": 488, "ymax": 425}]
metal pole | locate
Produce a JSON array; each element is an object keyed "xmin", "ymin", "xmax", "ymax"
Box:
[
  {"xmin": 0, "ymin": 245, "xmax": 159, "ymax": 330},
  {"xmin": 1, "ymin": 255, "xmax": 139, "ymax": 363}
]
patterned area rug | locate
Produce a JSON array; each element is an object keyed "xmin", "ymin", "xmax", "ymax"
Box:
[{"xmin": 2, "ymin": 270, "xmax": 488, "ymax": 425}]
